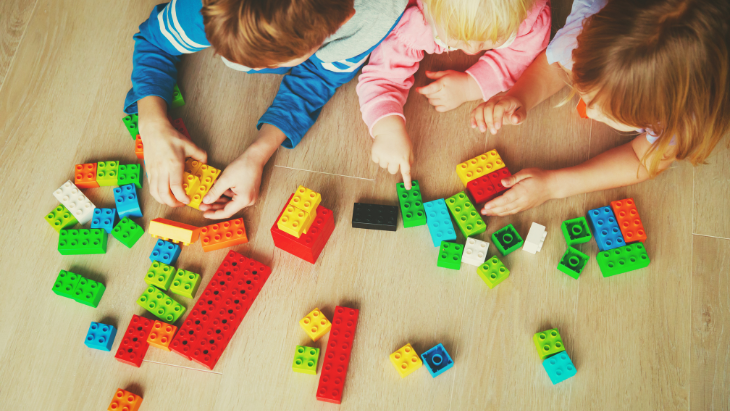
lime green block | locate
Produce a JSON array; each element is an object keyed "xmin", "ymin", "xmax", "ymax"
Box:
[
  {"xmin": 52, "ymin": 270, "xmax": 81, "ymax": 299},
  {"xmin": 72, "ymin": 277, "xmax": 106, "ymax": 308},
  {"xmin": 561, "ymin": 217, "xmax": 592, "ymax": 246},
  {"xmin": 445, "ymin": 192, "xmax": 486, "ymax": 237},
  {"xmin": 171, "ymin": 84, "xmax": 185, "ymax": 108},
  {"xmin": 558, "ymin": 247, "xmax": 589, "ymax": 279},
  {"xmin": 58, "ymin": 229, "xmax": 107, "ymax": 255},
  {"xmin": 292, "ymin": 345, "xmax": 320, "ymax": 374},
  {"xmin": 112, "ymin": 217, "xmax": 144, "ymax": 248},
  {"xmin": 533, "ymin": 329, "xmax": 565, "ymax": 360},
  {"xmin": 396, "ymin": 180, "xmax": 427, "ymax": 228},
  {"xmin": 137, "ymin": 286, "xmax": 186, "ymax": 323},
  {"xmin": 117, "ymin": 164, "xmax": 142, "ymax": 189},
  {"xmin": 45, "ymin": 204, "xmax": 78, "ymax": 232},
  {"xmin": 122, "ymin": 114, "xmax": 138, "ymax": 139},
  {"xmin": 477, "ymin": 256, "xmax": 510, "ymax": 288},
  {"xmin": 596, "ymin": 243, "xmax": 650, "ymax": 277},
  {"xmin": 491, "ymin": 224, "xmax": 523, "ymax": 256},
  {"xmin": 437, "ymin": 241, "xmax": 463, "ymax": 269},
  {"xmin": 170, "ymin": 269, "xmax": 201, "ymax": 299},
  {"xmin": 96, "ymin": 161, "xmax": 119, "ymax": 186},
  {"xmin": 145, "ymin": 261, "xmax": 175, "ymax": 290}
]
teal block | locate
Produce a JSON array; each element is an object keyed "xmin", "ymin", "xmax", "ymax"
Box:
[
  {"xmin": 58, "ymin": 229, "xmax": 107, "ymax": 255},
  {"xmin": 596, "ymin": 243, "xmax": 650, "ymax": 277},
  {"xmin": 561, "ymin": 217, "xmax": 592, "ymax": 246},
  {"xmin": 491, "ymin": 224, "xmax": 523, "ymax": 256},
  {"xmin": 396, "ymin": 181, "xmax": 426, "ymax": 228},
  {"xmin": 543, "ymin": 351, "xmax": 576, "ymax": 384},
  {"xmin": 557, "ymin": 247, "xmax": 589, "ymax": 279},
  {"xmin": 445, "ymin": 192, "xmax": 486, "ymax": 237}
]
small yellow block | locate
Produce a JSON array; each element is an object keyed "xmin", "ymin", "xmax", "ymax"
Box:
[
  {"xmin": 390, "ymin": 343, "xmax": 423, "ymax": 378},
  {"xmin": 299, "ymin": 308, "xmax": 331, "ymax": 341},
  {"xmin": 455, "ymin": 150, "xmax": 505, "ymax": 185},
  {"xmin": 184, "ymin": 158, "xmax": 203, "ymax": 175},
  {"xmin": 288, "ymin": 186, "xmax": 321, "ymax": 233},
  {"xmin": 277, "ymin": 204, "xmax": 310, "ymax": 238}
]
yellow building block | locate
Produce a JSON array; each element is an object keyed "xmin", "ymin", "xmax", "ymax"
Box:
[
  {"xmin": 149, "ymin": 218, "xmax": 200, "ymax": 245},
  {"xmin": 288, "ymin": 186, "xmax": 321, "ymax": 233},
  {"xmin": 455, "ymin": 150, "xmax": 505, "ymax": 185},
  {"xmin": 187, "ymin": 164, "xmax": 221, "ymax": 209},
  {"xmin": 390, "ymin": 343, "xmax": 423, "ymax": 378},
  {"xmin": 184, "ymin": 157, "xmax": 203, "ymax": 175},
  {"xmin": 277, "ymin": 204, "xmax": 310, "ymax": 238},
  {"xmin": 299, "ymin": 308, "xmax": 331, "ymax": 341}
]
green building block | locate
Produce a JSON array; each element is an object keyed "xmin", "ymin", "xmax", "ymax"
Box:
[
  {"xmin": 145, "ymin": 261, "xmax": 175, "ymax": 290},
  {"xmin": 117, "ymin": 164, "xmax": 142, "ymax": 189},
  {"xmin": 396, "ymin": 180, "xmax": 427, "ymax": 228},
  {"xmin": 112, "ymin": 217, "xmax": 144, "ymax": 248},
  {"xmin": 171, "ymin": 84, "xmax": 185, "ymax": 108},
  {"xmin": 437, "ymin": 241, "xmax": 463, "ymax": 270},
  {"xmin": 558, "ymin": 247, "xmax": 590, "ymax": 279},
  {"xmin": 122, "ymin": 114, "xmax": 139, "ymax": 140},
  {"xmin": 137, "ymin": 286, "xmax": 186, "ymax": 323},
  {"xmin": 72, "ymin": 277, "xmax": 106, "ymax": 308},
  {"xmin": 58, "ymin": 229, "xmax": 107, "ymax": 255},
  {"xmin": 561, "ymin": 217, "xmax": 592, "ymax": 246},
  {"xmin": 596, "ymin": 243, "xmax": 650, "ymax": 277},
  {"xmin": 52, "ymin": 270, "xmax": 81, "ymax": 299},
  {"xmin": 45, "ymin": 204, "xmax": 78, "ymax": 232},
  {"xmin": 477, "ymin": 256, "xmax": 510, "ymax": 288},
  {"xmin": 96, "ymin": 161, "xmax": 119, "ymax": 186},
  {"xmin": 445, "ymin": 192, "xmax": 486, "ymax": 237},
  {"xmin": 533, "ymin": 328, "xmax": 565, "ymax": 360},
  {"xmin": 292, "ymin": 345, "xmax": 320, "ymax": 374},
  {"xmin": 170, "ymin": 268, "xmax": 201, "ymax": 299},
  {"xmin": 491, "ymin": 224, "xmax": 523, "ymax": 256}
]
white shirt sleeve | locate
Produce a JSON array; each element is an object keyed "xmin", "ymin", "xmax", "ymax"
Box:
[{"xmin": 545, "ymin": 0, "xmax": 608, "ymax": 70}]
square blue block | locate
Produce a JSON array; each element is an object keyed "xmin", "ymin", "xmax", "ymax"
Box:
[
  {"xmin": 421, "ymin": 343, "xmax": 454, "ymax": 377},
  {"xmin": 150, "ymin": 239, "xmax": 181, "ymax": 265},
  {"xmin": 424, "ymin": 199, "xmax": 457, "ymax": 247},
  {"xmin": 542, "ymin": 351, "xmax": 576, "ymax": 384},
  {"xmin": 114, "ymin": 184, "xmax": 142, "ymax": 219},
  {"xmin": 84, "ymin": 322, "xmax": 117, "ymax": 351},
  {"xmin": 587, "ymin": 206, "xmax": 625, "ymax": 251},
  {"xmin": 90, "ymin": 208, "xmax": 117, "ymax": 234}
]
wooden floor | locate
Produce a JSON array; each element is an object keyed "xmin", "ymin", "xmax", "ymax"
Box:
[{"xmin": 1, "ymin": 0, "xmax": 728, "ymax": 410}]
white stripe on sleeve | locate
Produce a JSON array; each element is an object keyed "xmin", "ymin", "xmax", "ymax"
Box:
[
  {"xmin": 171, "ymin": 0, "xmax": 208, "ymax": 49},
  {"xmin": 157, "ymin": 9, "xmax": 193, "ymax": 53}
]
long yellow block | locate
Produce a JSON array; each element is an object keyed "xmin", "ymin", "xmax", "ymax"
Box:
[
  {"xmin": 149, "ymin": 218, "xmax": 200, "ymax": 245},
  {"xmin": 455, "ymin": 150, "xmax": 505, "ymax": 186}
]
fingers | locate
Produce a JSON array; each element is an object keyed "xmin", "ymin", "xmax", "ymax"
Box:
[
  {"xmin": 400, "ymin": 161, "xmax": 412, "ymax": 190},
  {"xmin": 417, "ymin": 80, "xmax": 443, "ymax": 96},
  {"xmin": 202, "ymin": 176, "xmax": 230, "ymax": 204},
  {"xmin": 501, "ymin": 169, "xmax": 533, "ymax": 187},
  {"xmin": 203, "ymin": 195, "xmax": 252, "ymax": 219},
  {"xmin": 481, "ymin": 193, "xmax": 512, "ymax": 215},
  {"xmin": 156, "ymin": 168, "xmax": 184, "ymax": 207},
  {"xmin": 424, "ymin": 70, "xmax": 449, "ymax": 80},
  {"xmin": 169, "ymin": 166, "xmax": 190, "ymax": 204},
  {"xmin": 387, "ymin": 162, "xmax": 399, "ymax": 175},
  {"xmin": 492, "ymin": 103, "xmax": 506, "ymax": 134},
  {"xmin": 471, "ymin": 104, "xmax": 488, "ymax": 132},
  {"xmin": 183, "ymin": 140, "xmax": 208, "ymax": 164},
  {"xmin": 510, "ymin": 106, "xmax": 527, "ymax": 125}
]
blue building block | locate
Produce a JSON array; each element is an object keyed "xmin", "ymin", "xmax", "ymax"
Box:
[
  {"xmin": 149, "ymin": 239, "xmax": 181, "ymax": 265},
  {"xmin": 587, "ymin": 206, "xmax": 625, "ymax": 251},
  {"xmin": 113, "ymin": 184, "xmax": 142, "ymax": 219},
  {"xmin": 542, "ymin": 351, "xmax": 577, "ymax": 385},
  {"xmin": 84, "ymin": 322, "xmax": 117, "ymax": 351},
  {"xmin": 424, "ymin": 199, "xmax": 456, "ymax": 247},
  {"xmin": 90, "ymin": 208, "xmax": 117, "ymax": 234},
  {"xmin": 421, "ymin": 343, "xmax": 454, "ymax": 377}
]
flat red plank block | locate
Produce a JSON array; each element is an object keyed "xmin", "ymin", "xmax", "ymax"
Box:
[
  {"xmin": 171, "ymin": 118, "xmax": 191, "ymax": 139},
  {"xmin": 466, "ymin": 167, "xmax": 512, "ymax": 205},
  {"xmin": 316, "ymin": 306, "xmax": 360, "ymax": 404},
  {"xmin": 271, "ymin": 194, "xmax": 335, "ymax": 264},
  {"xmin": 114, "ymin": 315, "xmax": 154, "ymax": 367},
  {"xmin": 610, "ymin": 198, "xmax": 647, "ymax": 243}
]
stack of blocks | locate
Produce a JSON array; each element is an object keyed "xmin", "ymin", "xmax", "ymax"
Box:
[
  {"xmin": 183, "ymin": 157, "xmax": 221, "ymax": 209},
  {"xmin": 534, "ymin": 329, "xmax": 576, "ymax": 385},
  {"xmin": 271, "ymin": 187, "xmax": 334, "ymax": 264},
  {"xmin": 52, "ymin": 270, "xmax": 105, "ymax": 308}
]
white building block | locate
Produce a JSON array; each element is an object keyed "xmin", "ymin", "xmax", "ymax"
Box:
[
  {"xmin": 53, "ymin": 180, "xmax": 96, "ymax": 224},
  {"xmin": 462, "ymin": 237, "xmax": 489, "ymax": 266},
  {"xmin": 523, "ymin": 222, "xmax": 547, "ymax": 254}
]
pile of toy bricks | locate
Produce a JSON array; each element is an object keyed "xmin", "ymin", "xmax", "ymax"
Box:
[{"xmin": 533, "ymin": 328, "xmax": 576, "ymax": 384}]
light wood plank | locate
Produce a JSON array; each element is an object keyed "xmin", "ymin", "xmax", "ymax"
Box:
[
  {"xmin": 0, "ymin": 0, "xmax": 38, "ymax": 91},
  {"xmin": 693, "ymin": 140, "xmax": 730, "ymax": 238}
]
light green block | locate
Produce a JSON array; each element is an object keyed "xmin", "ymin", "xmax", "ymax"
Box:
[
  {"xmin": 292, "ymin": 345, "xmax": 320, "ymax": 374},
  {"xmin": 445, "ymin": 192, "xmax": 486, "ymax": 237},
  {"xmin": 45, "ymin": 204, "xmax": 78, "ymax": 232},
  {"xmin": 72, "ymin": 278, "xmax": 106, "ymax": 308},
  {"xmin": 533, "ymin": 329, "xmax": 565, "ymax": 360},
  {"xmin": 477, "ymin": 256, "xmax": 509, "ymax": 288},
  {"xmin": 170, "ymin": 269, "xmax": 201, "ymax": 299},
  {"xmin": 137, "ymin": 286, "xmax": 186, "ymax": 323},
  {"xmin": 145, "ymin": 261, "xmax": 175, "ymax": 290},
  {"xmin": 96, "ymin": 161, "xmax": 119, "ymax": 186}
]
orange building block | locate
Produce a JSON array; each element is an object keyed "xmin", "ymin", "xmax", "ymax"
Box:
[
  {"xmin": 134, "ymin": 135, "xmax": 144, "ymax": 160},
  {"xmin": 147, "ymin": 320, "xmax": 177, "ymax": 351},
  {"xmin": 108, "ymin": 388, "xmax": 142, "ymax": 411},
  {"xmin": 610, "ymin": 198, "xmax": 647, "ymax": 243},
  {"xmin": 576, "ymin": 98, "xmax": 589, "ymax": 119},
  {"xmin": 200, "ymin": 218, "xmax": 248, "ymax": 252},
  {"xmin": 149, "ymin": 218, "xmax": 200, "ymax": 245},
  {"xmin": 74, "ymin": 163, "xmax": 99, "ymax": 189}
]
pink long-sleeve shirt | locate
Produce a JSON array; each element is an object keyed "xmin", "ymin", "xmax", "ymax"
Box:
[{"xmin": 357, "ymin": 0, "xmax": 551, "ymax": 135}]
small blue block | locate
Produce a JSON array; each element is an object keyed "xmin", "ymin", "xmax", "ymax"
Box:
[
  {"xmin": 90, "ymin": 208, "xmax": 117, "ymax": 234},
  {"xmin": 587, "ymin": 206, "xmax": 625, "ymax": 251},
  {"xmin": 150, "ymin": 239, "xmax": 181, "ymax": 265},
  {"xmin": 424, "ymin": 199, "xmax": 457, "ymax": 247},
  {"xmin": 421, "ymin": 343, "xmax": 454, "ymax": 377},
  {"xmin": 542, "ymin": 351, "xmax": 576, "ymax": 384},
  {"xmin": 114, "ymin": 184, "xmax": 142, "ymax": 219},
  {"xmin": 84, "ymin": 322, "xmax": 117, "ymax": 351}
]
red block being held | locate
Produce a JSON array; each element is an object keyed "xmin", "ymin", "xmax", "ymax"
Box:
[
  {"xmin": 271, "ymin": 194, "xmax": 335, "ymax": 264},
  {"xmin": 466, "ymin": 167, "xmax": 511, "ymax": 205},
  {"xmin": 170, "ymin": 118, "xmax": 191, "ymax": 139},
  {"xmin": 317, "ymin": 306, "xmax": 359, "ymax": 404},
  {"xmin": 114, "ymin": 315, "xmax": 154, "ymax": 367}
]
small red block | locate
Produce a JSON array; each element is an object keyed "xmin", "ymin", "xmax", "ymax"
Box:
[
  {"xmin": 171, "ymin": 118, "xmax": 191, "ymax": 139},
  {"xmin": 114, "ymin": 315, "xmax": 154, "ymax": 367},
  {"xmin": 610, "ymin": 198, "xmax": 647, "ymax": 243},
  {"xmin": 271, "ymin": 194, "xmax": 335, "ymax": 264},
  {"xmin": 74, "ymin": 163, "xmax": 99, "ymax": 189},
  {"xmin": 316, "ymin": 306, "xmax": 359, "ymax": 404},
  {"xmin": 466, "ymin": 167, "xmax": 511, "ymax": 205}
]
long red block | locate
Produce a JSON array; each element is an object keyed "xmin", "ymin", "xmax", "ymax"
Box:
[
  {"xmin": 610, "ymin": 198, "xmax": 647, "ymax": 243},
  {"xmin": 271, "ymin": 194, "xmax": 335, "ymax": 264},
  {"xmin": 169, "ymin": 251, "xmax": 271, "ymax": 369},
  {"xmin": 316, "ymin": 306, "xmax": 359, "ymax": 404},
  {"xmin": 114, "ymin": 315, "xmax": 154, "ymax": 367},
  {"xmin": 466, "ymin": 167, "xmax": 511, "ymax": 205}
]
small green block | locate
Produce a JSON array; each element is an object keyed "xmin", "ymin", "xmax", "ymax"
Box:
[
  {"xmin": 396, "ymin": 180, "xmax": 427, "ymax": 228},
  {"xmin": 437, "ymin": 241, "xmax": 463, "ymax": 269},
  {"xmin": 58, "ymin": 229, "xmax": 107, "ymax": 255},
  {"xmin": 292, "ymin": 345, "xmax": 320, "ymax": 374},
  {"xmin": 561, "ymin": 217, "xmax": 592, "ymax": 246},
  {"xmin": 445, "ymin": 192, "xmax": 486, "ymax": 237},
  {"xmin": 45, "ymin": 204, "xmax": 78, "ymax": 232},
  {"xmin": 596, "ymin": 243, "xmax": 650, "ymax": 277},
  {"xmin": 533, "ymin": 328, "xmax": 565, "ymax": 360},
  {"xmin": 137, "ymin": 286, "xmax": 186, "ymax": 323},
  {"xmin": 96, "ymin": 161, "xmax": 119, "ymax": 186},
  {"xmin": 558, "ymin": 247, "xmax": 589, "ymax": 279},
  {"xmin": 170, "ymin": 268, "xmax": 201, "ymax": 299},
  {"xmin": 145, "ymin": 261, "xmax": 175, "ymax": 290},
  {"xmin": 72, "ymin": 277, "xmax": 106, "ymax": 308},
  {"xmin": 112, "ymin": 217, "xmax": 144, "ymax": 248},
  {"xmin": 52, "ymin": 270, "xmax": 81, "ymax": 298},
  {"xmin": 477, "ymin": 256, "xmax": 510, "ymax": 288},
  {"xmin": 491, "ymin": 224, "xmax": 523, "ymax": 256},
  {"xmin": 117, "ymin": 164, "xmax": 143, "ymax": 189},
  {"xmin": 122, "ymin": 114, "xmax": 139, "ymax": 140},
  {"xmin": 171, "ymin": 84, "xmax": 185, "ymax": 108}
]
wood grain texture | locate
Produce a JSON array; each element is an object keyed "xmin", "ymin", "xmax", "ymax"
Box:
[
  {"xmin": 693, "ymin": 140, "xmax": 730, "ymax": 238},
  {"xmin": 0, "ymin": 0, "xmax": 38, "ymax": 91}
]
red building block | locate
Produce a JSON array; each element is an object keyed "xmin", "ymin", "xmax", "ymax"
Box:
[
  {"xmin": 171, "ymin": 118, "xmax": 191, "ymax": 139},
  {"xmin": 134, "ymin": 135, "xmax": 144, "ymax": 160},
  {"xmin": 169, "ymin": 251, "xmax": 271, "ymax": 369},
  {"xmin": 74, "ymin": 163, "xmax": 99, "ymax": 189},
  {"xmin": 466, "ymin": 167, "xmax": 512, "ymax": 205},
  {"xmin": 200, "ymin": 218, "xmax": 248, "ymax": 252},
  {"xmin": 114, "ymin": 315, "xmax": 154, "ymax": 367},
  {"xmin": 316, "ymin": 306, "xmax": 359, "ymax": 404},
  {"xmin": 610, "ymin": 198, "xmax": 647, "ymax": 243},
  {"xmin": 271, "ymin": 195, "xmax": 335, "ymax": 264}
]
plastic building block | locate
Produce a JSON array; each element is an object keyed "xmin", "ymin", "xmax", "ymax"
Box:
[
  {"xmin": 424, "ymin": 199, "xmax": 457, "ymax": 247},
  {"xmin": 587, "ymin": 206, "xmax": 625, "ymax": 251},
  {"xmin": 596, "ymin": 243, "xmax": 650, "ymax": 277},
  {"xmin": 117, "ymin": 164, "xmax": 142, "ymax": 189},
  {"xmin": 523, "ymin": 222, "xmax": 547, "ymax": 254},
  {"xmin": 561, "ymin": 217, "xmax": 592, "ymax": 246},
  {"xmin": 112, "ymin": 217, "xmax": 144, "ymax": 248},
  {"xmin": 171, "ymin": 83, "xmax": 185, "ymax": 108},
  {"xmin": 466, "ymin": 167, "xmax": 511, "ymax": 204},
  {"xmin": 85, "ymin": 322, "xmax": 117, "ymax": 351},
  {"xmin": 147, "ymin": 320, "xmax": 177, "ymax": 351},
  {"xmin": 96, "ymin": 161, "xmax": 119, "ymax": 187},
  {"xmin": 52, "ymin": 270, "xmax": 82, "ymax": 299},
  {"xmin": 289, "ymin": 185, "xmax": 322, "ymax": 232},
  {"xmin": 114, "ymin": 315, "xmax": 154, "ymax": 367},
  {"xmin": 611, "ymin": 198, "xmax": 647, "ymax": 243},
  {"xmin": 277, "ymin": 204, "xmax": 310, "ymax": 238},
  {"xmin": 462, "ymin": 237, "xmax": 489, "ymax": 266},
  {"xmin": 144, "ymin": 261, "xmax": 175, "ymax": 290},
  {"xmin": 576, "ymin": 98, "xmax": 589, "ymax": 119},
  {"xmin": 184, "ymin": 157, "xmax": 202, "ymax": 175},
  {"xmin": 299, "ymin": 308, "xmax": 332, "ymax": 342},
  {"xmin": 45, "ymin": 204, "xmax": 78, "ymax": 232},
  {"xmin": 477, "ymin": 256, "xmax": 509, "ymax": 288},
  {"xmin": 293, "ymin": 345, "xmax": 320, "ymax": 375},
  {"xmin": 58, "ymin": 229, "xmax": 107, "ymax": 255},
  {"xmin": 122, "ymin": 113, "xmax": 139, "ymax": 139},
  {"xmin": 390, "ymin": 343, "xmax": 422, "ymax": 378},
  {"xmin": 169, "ymin": 252, "xmax": 272, "ymax": 369},
  {"xmin": 352, "ymin": 203, "xmax": 398, "ymax": 231},
  {"xmin": 317, "ymin": 306, "xmax": 359, "ymax": 404},
  {"xmin": 53, "ymin": 180, "xmax": 96, "ymax": 224},
  {"xmin": 91, "ymin": 208, "xmax": 117, "ymax": 234},
  {"xmin": 533, "ymin": 329, "xmax": 565, "ymax": 360},
  {"xmin": 134, "ymin": 135, "xmax": 144, "ymax": 159},
  {"xmin": 437, "ymin": 241, "xmax": 463, "ymax": 270},
  {"xmin": 446, "ymin": 192, "xmax": 486, "ymax": 237},
  {"xmin": 72, "ymin": 277, "xmax": 106, "ymax": 307},
  {"xmin": 74, "ymin": 163, "xmax": 99, "ymax": 188},
  {"xmin": 543, "ymin": 351, "xmax": 577, "ymax": 385},
  {"xmin": 456, "ymin": 150, "xmax": 506, "ymax": 185},
  {"xmin": 271, "ymin": 195, "xmax": 335, "ymax": 264},
  {"xmin": 200, "ymin": 218, "xmax": 248, "ymax": 252},
  {"xmin": 558, "ymin": 247, "xmax": 589, "ymax": 279},
  {"xmin": 396, "ymin": 180, "xmax": 427, "ymax": 228},
  {"xmin": 491, "ymin": 224, "xmax": 523, "ymax": 256},
  {"xmin": 149, "ymin": 218, "xmax": 200, "ymax": 245},
  {"xmin": 137, "ymin": 286, "xmax": 186, "ymax": 323},
  {"xmin": 170, "ymin": 268, "xmax": 201, "ymax": 299},
  {"xmin": 421, "ymin": 343, "xmax": 454, "ymax": 378},
  {"xmin": 188, "ymin": 164, "xmax": 221, "ymax": 209},
  {"xmin": 182, "ymin": 171, "xmax": 201, "ymax": 198},
  {"xmin": 108, "ymin": 389, "xmax": 143, "ymax": 411},
  {"xmin": 113, "ymin": 184, "xmax": 142, "ymax": 219},
  {"xmin": 150, "ymin": 239, "xmax": 181, "ymax": 265}
]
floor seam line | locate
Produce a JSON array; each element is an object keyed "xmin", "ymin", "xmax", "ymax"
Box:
[
  {"xmin": 143, "ymin": 360, "xmax": 224, "ymax": 374},
  {"xmin": 273, "ymin": 165, "xmax": 375, "ymax": 181},
  {"xmin": 691, "ymin": 233, "xmax": 730, "ymax": 241}
]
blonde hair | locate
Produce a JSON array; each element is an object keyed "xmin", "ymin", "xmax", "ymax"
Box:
[
  {"xmin": 423, "ymin": 0, "xmax": 533, "ymax": 43},
  {"xmin": 572, "ymin": 0, "xmax": 730, "ymax": 176}
]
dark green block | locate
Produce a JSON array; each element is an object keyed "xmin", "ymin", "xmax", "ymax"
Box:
[
  {"xmin": 122, "ymin": 114, "xmax": 138, "ymax": 140},
  {"xmin": 561, "ymin": 217, "xmax": 592, "ymax": 246},
  {"xmin": 596, "ymin": 243, "xmax": 650, "ymax": 277},
  {"xmin": 171, "ymin": 84, "xmax": 185, "ymax": 108},
  {"xmin": 491, "ymin": 224, "xmax": 523, "ymax": 256},
  {"xmin": 396, "ymin": 180, "xmax": 426, "ymax": 228},
  {"xmin": 437, "ymin": 241, "xmax": 463, "ymax": 270},
  {"xmin": 117, "ymin": 164, "xmax": 142, "ymax": 189},
  {"xmin": 72, "ymin": 277, "xmax": 106, "ymax": 307},
  {"xmin": 558, "ymin": 247, "xmax": 590, "ymax": 279},
  {"xmin": 112, "ymin": 217, "xmax": 144, "ymax": 248},
  {"xmin": 52, "ymin": 270, "xmax": 81, "ymax": 298},
  {"xmin": 58, "ymin": 229, "xmax": 108, "ymax": 255}
]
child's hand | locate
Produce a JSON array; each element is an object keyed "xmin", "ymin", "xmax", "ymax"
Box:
[
  {"xmin": 471, "ymin": 94, "xmax": 527, "ymax": 134},
  {"xmin": 416, "ymin": 71, "xmax": 483, "ymax": 112},
  {"xmin": 198, "ymin": 151, "xmax": 264, "ymax": 219},
  {"xmin": 481, "ymin": 168, "xmax": 556, "ymax": 216},
  {"xmin": 371, "ymin": 116, "xmax": 414, "ymax": 189}
]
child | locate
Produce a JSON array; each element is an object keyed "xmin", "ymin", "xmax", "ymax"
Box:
[
  {"xmin": 357, "ymin": 0, "xmax": 551, "ymax": 188},
  {"xmin": 126, "ymin": 0, "xmax": 407, "ymax": 218},
  {"xmin": 471, "ymin": 0, "xmax": 730, "ymax": 216}
]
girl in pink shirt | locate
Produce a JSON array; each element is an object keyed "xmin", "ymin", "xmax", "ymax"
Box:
[{"xmin": 357, "ymin": 0, "xmax": 551, "ymax": 187}]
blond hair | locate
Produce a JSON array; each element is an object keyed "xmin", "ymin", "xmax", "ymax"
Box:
[{"xmin": 423, "ymin": 0, "xmax": 533, "ymax": 43}]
